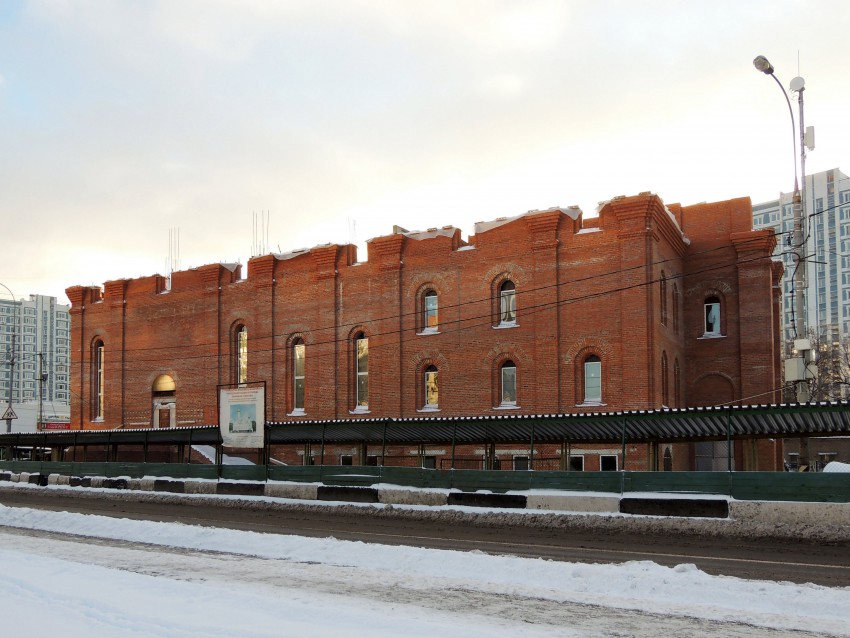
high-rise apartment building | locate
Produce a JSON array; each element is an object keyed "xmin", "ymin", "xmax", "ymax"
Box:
[
  {"xmin": 753, "ymin": 167, "xmax": 850, "ymax": 343},
  {"xmin": 0, "ymin": 294, "xmax": 71, "ymax": 418}
]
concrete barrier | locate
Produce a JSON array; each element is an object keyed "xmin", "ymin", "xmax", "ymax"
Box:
[
  {"xmin": 184, "ymin": 480, "xmax": 217, "ymax": 495},
  {"xmin": 217, "ymin": 482, "xmax": 265, "ymax": 497},
  {"xmin": 526, "ymin": 494, "xmax": 620, "ymax": 513},
  {"xmin": 447, "ymin": 492, "xmax": 527, "ymax": 509},
  {"xmin": 318, "ymin": 485, "xmax": 379, "ymax": 503},
  {"xmin": 620, "ymin": 497, "xmax": 729, "ymax": 518},
  {"xmin": 378, "ymin": 488, "xmax": 448, "ymax": 507},
  {"xmin": 154, "ymin": 479, "xmax": 185, "ymax": 494},
  {"xmin": 265, "ymin": 482, "xmax": 319, "ymax": 501},
  {"xmin": 731, "ymin": 500, "xmax": 850, "ymax": 526}
]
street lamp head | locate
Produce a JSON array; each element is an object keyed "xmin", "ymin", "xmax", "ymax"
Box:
[{"xmin": 753, "ymin": 55, "xmax": 774, "ymax": 75}]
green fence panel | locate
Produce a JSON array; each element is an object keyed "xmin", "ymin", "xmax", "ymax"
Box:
[
  {"xmin": 530, "ymin": 471, "xmax": 622, "ymax": 493},
  {"xmin": 379, "ymin": 467, "xmax": 454, "ymax": 490},
  {"xmin": 220, "ymin": 465, "xmax": 267, "ymax": 482},
  {"xmin": 267, "ymin": 465, "xmax": 325, "ymax": 483},
  {"xmin": 731, "ymin": 472, "xmax": 850, "ymax": 502},
  {"xmin": 315, "ymin": 465, "xmax": 384, "ymax": 486},
  {"xmin": 69, "ymin": 462, "xmax": 112, "ymax": 477},
  {"xmin": 623, "ymin": 472, "xmax": 732, "ymax": 496},
  {"xmin": 448, "ymin": 469, "xmax": 533, "ymax": 493}
]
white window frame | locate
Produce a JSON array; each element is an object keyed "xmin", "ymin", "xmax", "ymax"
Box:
[
  {"xmin": 236, "ymin": 326, "xmax": 248, "ymax": 384},
  {"xmin": 292, "ymin": 341, "xmax": 305, "ymax": 414},
  {"xmin": 704, "ymin": 298, "xmax": 721, "ymax": 336},
  {"xmin": 94, "ymin": 341, "xmax": 104, "ymax": 420},
  {"xmin": 500, "ymin": 361, "xmax": 517, "ymax": 407},
  {"xmin": 422, "ymin": 291, "xmax": 439, "ymax": 333},
  {"xmin": 499, "ymin": 281, "xmax": 516, "ymax": 326},
  {"xmin": 355, "ymin": 335, "xmax": 369, "ymax": 410},
  {"xmin": 583, "ymin": 356, "xmax": 602, "ymax": 404},
  {"xmin": 423, "ymin": 366, "xmax": 439, "ymax": 409}
]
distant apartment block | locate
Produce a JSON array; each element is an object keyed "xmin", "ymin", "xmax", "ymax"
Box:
[
  {"xmin": 0, "ymin": 294, "xmax": 71, "ymax": 408},
  {"xmin": 753, "ymin": 167, "xmax": 850, "ymax": 343}
]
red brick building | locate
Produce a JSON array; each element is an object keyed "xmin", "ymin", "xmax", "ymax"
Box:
[{"xmin": 66, "ymin": 193, "xmax": 783, "ymax": 469}]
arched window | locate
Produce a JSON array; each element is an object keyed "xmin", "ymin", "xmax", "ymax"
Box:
[
  {"xmin": 500, "ymin": 360, "xmax": 517, "ymax": 406},
  {"xmin": 499, "ymin": 280, "xmax": 516, "ymax": 325},
  {"xmin": 93, "ymin": 339, "xmax": 104, "ymax": 420},
  {"xmin": 424, "ymin": 365, "xmax": 438, "ymax": 408},
  {"xmin": 355, "ymin": 332, "xmax": 369, "ymax": 409},
  {"xmin": 672, "ymin": 284, "xmax": 680, "ymax": 334},
  {"xmin": 661, "ymin": 351, "xmax": 669, "ymax": 407},
  {"xmin": 423, "ymin": 290, "xmax": 438, "ymax": 332},
  {"xmin": 704, "ymin": 296, "xmax": 721, "ymax": 335},
  {"xmin": 293, "ymin": 339, "xmax": 305, "ymax": 412},
  {"xmin": 234, "ymin": 325, "xmax": 248, "ymax": 384},
  {"xmin": 660, "ymin": 273, "xmax": 668, "ymax": 326},
  {"xmin": 583, "ymin": 355, "xmax": 602, "ymax": 404}
]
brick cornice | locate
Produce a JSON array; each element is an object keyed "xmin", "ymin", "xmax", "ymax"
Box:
[
  {"xmin": 311, "ymin": 245, "xmax": 338, "ymax": 281},
  {"xmin": 731, "ymin": 229, "xmax": 777, "ymax": 261},
  {"xmin": 248, "ymin": 255, "xmax": 276, "ymax": 288}
]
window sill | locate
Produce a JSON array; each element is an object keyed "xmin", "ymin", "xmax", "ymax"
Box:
[
  {"xmin": 287, "ymin": 409, "xmax": 306, "ymax": 417},
  {"xmin": 575, "ymin": 401, "xmax": 606, "ymax": 408},
  {"xmin": 493, "ymin": 322, "xmax": 519, "ymax": 330},
  {"xmin": 494, "ymin": 403, "xmax": 520, "ymax": 410},
  {"xmin": 417, "ymin": 406, "xmax": 440, "ymax": 413},
  {"xmin": 698, "ymin": 333, "xmax": 726, "ymax": 340},
  {"xmin": 416, "ymin": 329, "xmax": 440, "ymax": 336},
  {"xmin": 349, "ymin": 407, "xmax": 370, "ymax": 415}
]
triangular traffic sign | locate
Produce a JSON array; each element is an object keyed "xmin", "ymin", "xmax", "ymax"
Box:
[{"xmin": 2, "ymin": 406, "xmax": 17, "ymax": 420}]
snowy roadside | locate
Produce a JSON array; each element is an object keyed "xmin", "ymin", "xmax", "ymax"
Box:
[
  {"xmin": 1, "ymin": 502, "xmax": 850, "ymax": 637},
  {"xmin": 3, "ymin": 479, "xmax": 849, "ymax": 543}
]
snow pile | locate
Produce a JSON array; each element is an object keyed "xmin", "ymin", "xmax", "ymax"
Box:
[{"xmin": 823, "ymin": 461, "xmax": 850, "ymax": 473}]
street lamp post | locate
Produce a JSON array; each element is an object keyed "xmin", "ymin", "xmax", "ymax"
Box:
[
  {"xmin": 0, "ymin": 283, "xmax": 17, "ymax": 436},
  {"xmin": 753, "ymin": 55, "xmax": 811, "ymax": 404}
]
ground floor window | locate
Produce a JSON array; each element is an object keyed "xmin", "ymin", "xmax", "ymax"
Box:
[{"xmin": 600, "ymin": 454, "xmax": 618, "ymax": 471}]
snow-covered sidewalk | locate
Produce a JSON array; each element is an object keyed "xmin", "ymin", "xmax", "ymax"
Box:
[{"xmin": 1, "ymin": 504, "xmax": 849, "ymax": 637}]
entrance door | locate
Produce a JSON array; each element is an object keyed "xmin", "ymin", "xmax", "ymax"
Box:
[{"xmin": 158, "ymin": 408, "xmax": 171, "ymax": 428}]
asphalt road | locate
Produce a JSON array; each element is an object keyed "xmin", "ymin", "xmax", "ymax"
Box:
[{"xmin": 2, "ymin": 487, "xmax": 849, "ymax": 587}]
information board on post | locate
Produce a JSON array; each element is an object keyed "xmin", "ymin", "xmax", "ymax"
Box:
[{"xmin": 218, "ymin": 382, "xmax": 265, "ymax": 448}]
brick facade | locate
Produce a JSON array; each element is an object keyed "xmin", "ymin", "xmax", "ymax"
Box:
[{"xmin": 66, "ymin": 193, "xmax": 783, "ymax": 469}]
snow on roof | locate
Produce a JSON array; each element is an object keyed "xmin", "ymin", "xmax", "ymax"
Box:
[
  {"xmin": 398, "ymin": 226, "xmax": 459, "ymax": 241},
  {"xmin": 474, "ymin": 206, "xmax": 581, "ymax": 235},
  {"xmin": 273, "ymin": 247, "xmax": 311, "ymax": 261}
]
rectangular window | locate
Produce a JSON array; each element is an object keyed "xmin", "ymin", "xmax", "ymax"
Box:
[
  {"xmin": 424, "ymin": 293, "xmax": 438, "ymax": 330},
  {"xmin": 569, "ymin": 455, "xmax": 584, "ymax": 472},
  {"xmin": 340, "ymin": 455, "xmax": 353, "ymax": 466},
  {"xmin": 237, "ymin": 328, "xmax": 248, "ymax": 384},
  {"xmin": 499, "ymin": 281, "xmax": 516, "ymax": 325},
  {"xmin": 356, "ymin": 337, "xmax": 369, "ymax": 408},
  {"xmin": 95, "ymin": 344, "xmax": 104, "ymax": 419},
  {"xmin": 501, "ymin": 364, "xmax": 516, "ymax": 405},
  {"xmin": 584, "ymin": 357, "xmax": 602, "ymax": 403},
  {"xmin": 704, "ymin": 301, "xmax": 721, "ymax": 335},
  {"xmin": 600, "ymin": 454, "xmax": 618, "ymax": 471},
  {"xmin": 424, "ymin": 368, "xmax": 438, "ymax": 407},
  {"xmin": 513, "ymin": 456, "xmax": 529, "ymax": 471},
  {"xmin": 422, "ymin": 455, "xmax": 437, "ymax": 469},
  {"xmin": 293, "ymin": 343, "xmax": 305, "ymax": 411}
]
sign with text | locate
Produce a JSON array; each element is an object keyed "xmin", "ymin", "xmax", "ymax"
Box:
[
  {"xmin": 219, "ymin": 384, "xmax": 265, "ymax": 448},
  {"xmin": 39, "ymin": 422, "xmax": 71, "ymax": 431}
]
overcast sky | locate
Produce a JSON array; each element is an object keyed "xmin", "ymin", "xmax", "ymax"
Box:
[{"xmin": 2, "ymin": 0, "xmax": 848, "ymax": 302}]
